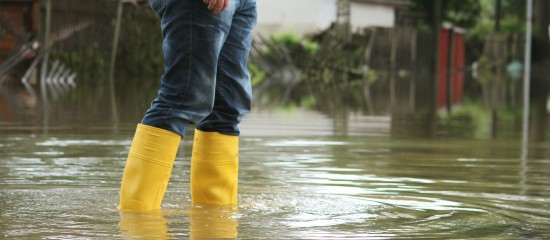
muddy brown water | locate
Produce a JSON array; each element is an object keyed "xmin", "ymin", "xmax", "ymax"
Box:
[{"xmin": 0, "ymin": 110, "xmax": 549, "ymax": 239}]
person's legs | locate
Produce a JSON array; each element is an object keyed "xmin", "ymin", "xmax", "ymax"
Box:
[
  {"xmin": 142, "ymin": 0, "xmax": 239, "ymax": 137},
  {"xmin": 120, "ymin": 0, "xmax": 239, "ymax": 211},
  {"xmin": 196, "ymin": 0, "xmax": 257, "ymax": 136},
  {"xmin": 191, "ymin": 0, "xmax": 257, "ymax": 205}
]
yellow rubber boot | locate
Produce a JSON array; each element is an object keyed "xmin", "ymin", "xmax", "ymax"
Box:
[
  {"xmin": 119, "ymin": 124, "xmax": 181, "ymax": 211},
  {"xmin": 190, "ymin": 129, "xmax": 239, "ymax": 205}
]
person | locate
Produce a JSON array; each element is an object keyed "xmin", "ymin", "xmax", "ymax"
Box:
[{"xmin": 119, "ymin": 0, "xmax": 257, "ymax": 211}]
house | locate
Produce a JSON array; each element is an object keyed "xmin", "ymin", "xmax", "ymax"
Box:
[
  {"xmin": 349, "ymin": 0, "xmax": 409, "ymax": 30},
  {"xmin": 255, "ymin": 0, "xmax": 410, "ymax": 37}
]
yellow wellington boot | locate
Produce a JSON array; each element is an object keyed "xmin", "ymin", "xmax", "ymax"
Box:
[
  {"xmin": 190, "ymin": 129, "xmax": 239, "ymax": 205},
  {"xmin": 119, "ymin": 124, "xmax": 181, "ymax": 211}
]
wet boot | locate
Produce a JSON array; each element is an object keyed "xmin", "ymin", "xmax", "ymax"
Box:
[
  {"xmin": 119, "ymin": 124, "xmax": 181, "ymax": 211},
  {"xmin": 190, "ymin": 129, "xmax": 239, "ymax": 205}
]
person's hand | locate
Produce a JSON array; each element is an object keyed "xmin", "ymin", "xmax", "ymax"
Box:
[{"xmin": 202, "ymin": 0, "xmax": 230, "ymax": 14}]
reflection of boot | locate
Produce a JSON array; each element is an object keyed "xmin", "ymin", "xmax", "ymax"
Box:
[
  {"xmin": 189, "ymin": 205, "xmax": 239, "ymax": 239},
  {"xmin": 119, "ymin": 210, "xmax": 171, "ymax": 239},
  {"xmin": 119, "ymin": 124, "xmax": 180, "ymax": 211},
  {"xmin": 191, "ymin": 129, "xmax": 239, "ymax": 205}
]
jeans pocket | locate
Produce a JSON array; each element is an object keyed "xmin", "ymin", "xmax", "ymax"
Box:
[{"xmin": 149, "ymin": 0, "xmax": 166, "ymax": 18}]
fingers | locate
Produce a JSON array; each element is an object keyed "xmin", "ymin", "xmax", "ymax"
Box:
[
  {"xmin": 203, "ymin": 0, "xmax": 230, "ymax": 14},
  {"xmin": 212, "ymin": 0, "xmax": 226, "ymax": 14},
  {"xmin": 220, "ymin": 0, "xmax": 230, "ymax": 13},
  {"xmin": 208, "ymin": 0, "xmax": 217, "ymax": 10}
]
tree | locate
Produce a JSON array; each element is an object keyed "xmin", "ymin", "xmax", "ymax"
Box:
[{"xmin": 409, "ymin": 0, "xmax": 482, "ymax": 29}]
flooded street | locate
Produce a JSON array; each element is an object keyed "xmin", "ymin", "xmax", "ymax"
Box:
[
  {"xmin": 2, "ymin": 0, "xmax": 550, "ymax": 238},
  {"xmin": 1, "ymin": 110, "xmax": 549, "ymax": 239}
]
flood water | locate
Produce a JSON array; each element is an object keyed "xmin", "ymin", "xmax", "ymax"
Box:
[{"xmin": 1, "ymin": 109, "xmax": 549, "ymax": 239}]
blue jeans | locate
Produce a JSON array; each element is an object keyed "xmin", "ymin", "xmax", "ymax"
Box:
[{"xmin": 142, "ymin": 0, "xmax": 257, "ymax": 137}]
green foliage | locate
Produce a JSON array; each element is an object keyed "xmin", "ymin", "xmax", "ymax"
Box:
[
  {"xmin": 500, "ymin": 15, "xmax": 525, "ymax": 34},
  {"xmin": 251, "ymin": 32, "xmax": 323, "ymax": 108},
  {"xmin": 467, "ymin": 0, "xmax": 526, "ymax": 40},
  {"xmin": 248, "ymin": 63, "xmax": 266, "ymax": 86},
  {"xmin": 271, "ymin": 33, "xmax": 301, "ymax": 48},
  {"xmin": 269, "ymin": 32, "xmax": 319, "ymax": 55},
  {"xmin": 409, "ymin": 0, "xmax": 482, "ymax": 29},
  {"xmin": 116, "ymin": 5, "xmax": 164, "ymax": 80},
  {"xmin": 51, "ymin": 47, "xmax": 108, "ymax": 82},
  {"xmin": 438, "ymin": 102, "xmax": 490, "ymax": 138},
  {"xmin": 49, "ymin": 4, "xmax": 165, "ymax": 107},
  {"xmin": 438, "ymin": 101, "xmax": 523, "ymax": 139},
  {"xmin": 366, "ymin": 69, "xmax": 378, "ymax": 85},
  {"xmin": 410, "ymin": 0, "xmax": 532, "ymax": 40},
  {"xmin": 50, "ymin": 46, "xmax": 109, "ymax": 92},
  {"xmin": 109, "ymin": 5, "xmax": 167, "ymax": 115},
  {"xmin": 476, "ymin": 56, "xmax": 493, "ymax": 85},
  {"xmin": 303, "ymin": 41, "xmax": 319, "ymax": 54},
  {"xmin": 444, "ymin": 0, "xmax": 482, "ymax": 28},
  {"xmin": 50, "ymin": 46, "xmax": 110, "ymax": 104},
  {"xmin": 300, "ymin": 94, "xmax": 316, "ymax": 108},
  {"xmin": 466, "ymin": 0, "xmax": 496, "ymax": 39}
]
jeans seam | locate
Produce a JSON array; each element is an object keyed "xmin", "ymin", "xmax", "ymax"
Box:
[
  {"xmin": 183, "ymin": 1, "xmax": 193, "ymax": 121},
  {"xmin": 159, "ymin": 0, "xmax": 166, "ymax": 16},
  {"xmin": 184, "ymin": 2, "xmax": 193, "ymax": 103},
  {"xmin": 216, "ymin": 14, "xmax": 234, "ymax": 117},
  {"xmin": 150, "ymin": 0, "xmax": 166, "ymax": 18},
  {"xmin": 161, "ymin": 0, "xmax": 192, "ymax": 129},
  {"xmin": 238, "ymin": 0, "xmax": 244, "ymax": 10},
  {"xmin": 217, "ymin": 58, "xmax": 224, "ymax": 107}
]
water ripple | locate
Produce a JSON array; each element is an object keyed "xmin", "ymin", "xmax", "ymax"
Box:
[{"xmin": 0, "ymin": 135, "xmax": 549, "ymax": 238}]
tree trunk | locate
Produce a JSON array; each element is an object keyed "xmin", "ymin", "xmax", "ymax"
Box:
[
  {"xmin": 531, "ymin": 85, "xmax": 548, "ymax": 141},
  {"xmin": 428, "ymin": 0, "xmax": 442, "ymax": 138},
  {"xmin": 530, "ymin": 0, "xmax": 550, "ymax": 141}
]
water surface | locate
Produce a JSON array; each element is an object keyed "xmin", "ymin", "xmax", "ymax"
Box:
[{"xmin": 1, "ymin": 111, "xmax": 549, "ymax": 239}]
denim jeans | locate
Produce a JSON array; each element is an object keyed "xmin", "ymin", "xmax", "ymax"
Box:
[{"xmin": 142, "ymin": 0, "xmax": 257, "ymax": 137}]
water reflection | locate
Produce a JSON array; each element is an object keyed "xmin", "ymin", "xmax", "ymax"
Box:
[
  {"xmin": 1, "ymin": 69, "xmax": 546, "ymax": 141},
  {"xmin": 0, "ymin": 133, "xmax": 549, "ymax": 238},
  {"xmin": 119, "ymin": 210, "xmax": 171, "ymax": 239},
  {"xmin": 0, "ymin": 83, "xmax": 37, "ymax": 128},
  {"xmin": 188, "ymin": 205, "xmax": 239, "ymax": 239},
  {"xmin": 118, "ymin": 206, "xmax": 239, "ymax": 239}
]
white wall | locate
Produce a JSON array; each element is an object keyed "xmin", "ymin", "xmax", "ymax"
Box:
[
  {"xmin": 255, "ymin": 0, "xmax": 396, "ymax": 37},
  {"xmin": 255, "ymin": 0, "xmax": 337, "ymax": 37},
  {"xmin": 350, "ymin": 2, "xmax": 395, "ymax": 30}
]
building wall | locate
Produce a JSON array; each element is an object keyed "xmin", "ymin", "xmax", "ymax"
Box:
[
  {"xmin": 349, "ymin": 2, "xmax": 395, "ymax": 31},
  {"xmin": 256, "ymin": 0, "xmax": 395, "ymax": 37},
  {"xmin": 255, "ymin": 0, "xmax": 337, "ymax": 37}
]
